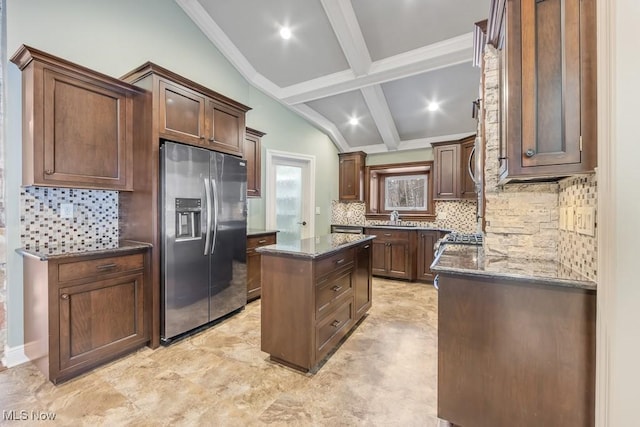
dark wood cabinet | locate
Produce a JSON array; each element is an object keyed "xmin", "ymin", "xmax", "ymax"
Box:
[
  {"xmin": 261, "ymin": 239, "xmax": 372, "ymax": 372},
  {"xmin": 416, "ymin": 230, "xmax": 442, "ymax": 282},
  {"xmin": 11, "ymin": 45, "xmax": 140, "ymax": 191},
  {"xmin": 159, "ymin": 80, "xmax": 206, "ymax": 145},
  {"xmin": 354, "ymin": 241, "xmax": 372, "ymax": 318},
  {"xmin": 246, "ymin": 232, "xmax": 277, "ymax": 301},
  {"xmin": 432, "ymin": 135, "xmax": 476, "ymax": 200},
  {"xmin": 338, "ymin": 151, "xmax": 366, "ymax": 201},
  {"xmin": 437, "ymin": 273, "xmax": 595, "ymax": 426},
  {"xmin": 244, "ymin": 128, "xmax": 265, "ymax": 198},
  {"xmin": 495, "ymin": 0, "xmax": 596, "ymax": 181},
  {"xmin": 460, "ymin": 138, "xmax": 477, "ymax": 199},
  {"xmin": 22, "ymin": 247, "xmax": 150, "ymax": 384},
  {"xmin": 365, "ymin": 228, "xmax": 414, "ymax": 280}
]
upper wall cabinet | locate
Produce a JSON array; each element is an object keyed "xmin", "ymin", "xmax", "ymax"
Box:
[
  {"xmin": 244, "ymin": 127, "xmax": 265, "ymax": 198},
  {"xmin": 10, "ymin": 45, "xmax": 143, "ymax": 191},
  {"xmin": 338, "ymin": 151, "xmax": 366, "ymax": 202},
  {"xmin": 123, "ymin": 63, "xmax": 250, "ymax": 157},
  {"xmin": 492, "ymin": 0, "xmax": 596, "ymax": 181},
  {"xmin": 432, "ymin": 135, "xmax": 477, "ymax": 200}
]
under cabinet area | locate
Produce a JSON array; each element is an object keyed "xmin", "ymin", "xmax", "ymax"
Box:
[
  {"xmin": 244, "ymin": 128, "xmax": 265, "ymax": 198},
  {"xmin": 432, "ymin": 135, "xmax": 476, "ymax": 200},
  {"xmin": 492, "ymin": 0, "xmax": 596, "ymax": 181},
  {"xmin": 338, "ymin": 151, "xmax": 366, "ymax": 202},
  {"xmin": 246, "ymin": 231, "xmax": 277, "ymax": 301},
  {"xmin": 21, "ymin": 246, "xmax": 151, "ymax": 384},
  {"xmin": 10, "ymin": 45, "xmax": 142, "ymax": 191}
]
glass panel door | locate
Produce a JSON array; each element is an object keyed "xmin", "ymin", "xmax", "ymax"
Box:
[{"xmin": 275, "ymin": 164, "xmax": 303, "ymax": 241}]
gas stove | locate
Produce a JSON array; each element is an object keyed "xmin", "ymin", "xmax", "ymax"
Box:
[{"xmin": 440, "ymin": 233, "xmax": 484, "ymax": 245}]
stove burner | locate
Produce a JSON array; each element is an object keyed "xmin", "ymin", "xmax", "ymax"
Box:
[{"xmin": 442, "ymin": 233, "xmax": 484, "ymax": 245}]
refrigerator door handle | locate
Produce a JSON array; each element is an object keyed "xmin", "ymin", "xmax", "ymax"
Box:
[
  {"xmin": 204, "ymin": 177, "xmax": 213, "ymax": 255},
  {"xmin": 211, "ymin": 178, "xmax": 219, "ymax": 253}
]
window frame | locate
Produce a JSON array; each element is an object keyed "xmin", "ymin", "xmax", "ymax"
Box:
[{"xmin": 365, "ymin": 161, "xmax": 435, "ymax": 221}]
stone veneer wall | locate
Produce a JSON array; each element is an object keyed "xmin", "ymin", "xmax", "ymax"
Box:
[
  {"xmin": 483, "ymin": 45, "xmax": 560, "ymax": 261},
  {"xmin": 20, "ymin": 187, "xmax": 119, "ymax": 250},
  {"xmin": 331, "ymin": 200, "xmax": 477, "ymax": 234},
  {"xmin": 558, "ymin": 174, "xmax": 598, "ymax": 280}
]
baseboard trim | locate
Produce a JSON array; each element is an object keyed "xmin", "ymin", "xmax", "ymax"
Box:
[{"xmin": 2, "ymin": 343, "xmax": 29, "ymax": 368}]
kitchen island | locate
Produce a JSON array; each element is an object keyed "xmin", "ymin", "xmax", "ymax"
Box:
[
  {"xmin": 431, "ymin": 244, "xmax": 596, "ymax": 427},
  {"xmin": 257, "ymin": 233, "xmax": 375, "ymax": 372}
]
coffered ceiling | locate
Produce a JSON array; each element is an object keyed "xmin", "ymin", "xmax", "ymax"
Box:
[{"xmin": 176, "ymin": 0, "xmax": 490, "ymax": 153}]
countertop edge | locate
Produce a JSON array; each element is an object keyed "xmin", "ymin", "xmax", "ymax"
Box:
[
  {"xmin": 257, "ymin": 235, "xmax": 376, "ymax": 259},
  {"xmin": 16, "ymin": 240, "xmax": 153, "ymax": 261}
]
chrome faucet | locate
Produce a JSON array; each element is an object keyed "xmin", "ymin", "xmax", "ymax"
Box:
[{"xmin": 390, "ymin": 210, "xmax": 400, "ymax": 224}]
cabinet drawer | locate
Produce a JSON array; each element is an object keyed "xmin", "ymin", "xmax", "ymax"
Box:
[
  {"xmin": 365, "ymin": 228, "xmax": 410, "ymax": 242},
  {"xmin": 315, "ymin": 248, "xmax": 354, "ymax": 279},
  {"xmin": 58, "ymin": 254, "xmax": 144, "ymax": 283},
  {"xmin": 316, "ymin": 296, "xmax": 354, "ymax": 361},
  {"xmin": 247, "ymin": 234, "xmax": 277, "ymax": 252},
  {"xmin": 316, "ymin": 269, "xmax": 353, "ymax": 320}
]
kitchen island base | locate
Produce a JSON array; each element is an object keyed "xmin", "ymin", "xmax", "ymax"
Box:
[{"xmin": 259, "ymin": 234, "xmax": 373, "ymax": 373}]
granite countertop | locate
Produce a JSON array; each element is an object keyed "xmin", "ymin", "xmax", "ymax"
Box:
[
  {"xmin": 16, "ymin": 240, "xmax": 152, "ymax": 261},
  {"xmin": 430, "ymin": 244, "xmax": 596, "ymax": 290},
  {"xmin": 247, "ymin": 229, "xmax": 279, "ymax": 237},
  {"xmin": 256, "ymin": 233, "xmax": 375, "ymax": 259}
]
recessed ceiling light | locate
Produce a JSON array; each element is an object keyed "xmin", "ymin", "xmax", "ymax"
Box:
[
  {"xmin": 279, "ymin": 26, "xmax": 292, "ymax": 40},
  {"xmin": 427, "ymin": 102, "xmax": 440, "ymax": 112},
  {"xmin": 349, "ymin": 117, "xmax": 359, "ymax": 126}
]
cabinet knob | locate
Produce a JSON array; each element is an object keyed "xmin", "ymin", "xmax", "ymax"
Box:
[
  {"xmin": 44, "ymin": 169, "xmax": 54, "ymax": 175},
  {"xmin": 331, "ymin": 320, "xmax": 341, "ymax": 328},
  {"xmin": 525, "ymin": 149, "xmax": 536, "ymax": 157},
  {"xmin": 61, "ymin": 293, "xmax": 69, "ymax": 300},
  {"xmin": 199, "ymin": 135, "xmax": 205, "ymax": 140},
  {"xmin": 208, "ymin": 137, "xmax": 215, "ymax": 142}
]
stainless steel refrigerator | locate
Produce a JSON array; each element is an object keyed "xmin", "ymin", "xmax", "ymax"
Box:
[{"xmin": 160, "ymin": 141, "xmax": 247, "ymax": 343}]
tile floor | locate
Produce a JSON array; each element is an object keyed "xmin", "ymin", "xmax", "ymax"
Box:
[{"xmin": 0, "ymin": 278, "xmax": 438, "ymax": 426}]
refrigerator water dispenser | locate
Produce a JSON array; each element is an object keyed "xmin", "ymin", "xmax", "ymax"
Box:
[{"xmin": 175, "ymin": 198, "xmax": 201, "ymax": 241}]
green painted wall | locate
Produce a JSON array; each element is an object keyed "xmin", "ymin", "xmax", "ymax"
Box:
[
  {"xmin": 366, "ymin": 148, "xmax": 433, "ymax": 166},
  {"xmin": 4, "ymin": 0, "xmax": 337, "ymax": 351}
]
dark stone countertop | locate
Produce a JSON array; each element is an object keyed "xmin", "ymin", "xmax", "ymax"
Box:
[
  {"xmin": 256, "ymin": 233, "xmax": 376, "ymax": 259},
  {"xmin": 16, "ymin": 240, "xmax": 152, "ymax": 261},
  {"xmin": 247, "ymin": 229, "xmax": 279, "ymax": 237},
  {"xmin": 430, "ymin": 244, "xmax": 596, "ymax": 291}
]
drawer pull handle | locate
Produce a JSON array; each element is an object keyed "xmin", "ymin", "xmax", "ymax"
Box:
[
  {"xmin": 331, "ymin": 285, "xmax": 342, "ymax": 292},
  {"xmin": 331, "ymin": 320, "xmax": 341, "ymax": 328},
  {"xmin": 258, "ymin": 239, "xmax": 267, "ymax": 244},
  {"xmin": 383, "ymin": 233, "xmax": 392, "ymax": 236},
  {"xmin": 96, "ymin": 263, "xmax": 118, "ymax": 270},
  {"xmin": 335, "ymin": 259, "xmax": 345, "ymax": 265},
  {"xmin": 363, "ymin": 245, "xmax": 370, "ymax": 249},
  {"xmin": 61, "ymin": 293, "xmax": 69, "ymax": 300}
]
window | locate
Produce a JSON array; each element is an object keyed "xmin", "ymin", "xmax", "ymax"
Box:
[
  {"xmin": 384, "ymin": 174, "xmax": 428, "ymax": 211},
  {"xmin": 365, "ymin": 161, "xmax": 435, "ymax": 221}
]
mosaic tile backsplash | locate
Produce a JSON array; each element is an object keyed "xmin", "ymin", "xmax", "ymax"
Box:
[
  {"xmin": 20, "ymin": 187, "xmax": 119, "ymax": 250},
  {"xmin": 558, "ymin": 174, "xmax": 597, "ymax": 281},
  {"xmin": 331, "ymin": 200, "xmax": 477, "ymax": 233}
]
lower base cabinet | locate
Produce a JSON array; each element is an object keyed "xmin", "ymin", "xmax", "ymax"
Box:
[
  {"xmin": 246, "ymin": 232, "xmax": 277, "ymax": 301},
  {"xmin": 261, "ymin": 240, "xmax": 372, "ymax": 372},
  {"xmin": 23, "ymin": 247, "xmax": 150, "ymax": 384},
  {"xmin": 437, "ymin": 273, "xmax": 596, "ymax": 426}
]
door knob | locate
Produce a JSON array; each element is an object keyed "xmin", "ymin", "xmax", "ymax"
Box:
[{"xmin": 297, "ymin": 221, "xmax": 307, "ymax": 226}]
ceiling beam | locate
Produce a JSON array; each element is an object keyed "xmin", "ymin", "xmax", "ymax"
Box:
[
  {"xmin": 320, "ymin": 0, "xmax": 372, "ymax": 76},
  {"xmin": 360, "ymin": 85, "xmax": 400, "ymax": 151},
  {"xmin": 281, "ymin": 33, "xmax": 474, "ymax": 105}
]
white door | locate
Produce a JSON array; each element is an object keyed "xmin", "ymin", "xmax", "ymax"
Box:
[{"xmin": 266, "ymin": 150, "xmax": 315, "ymax": 241}]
